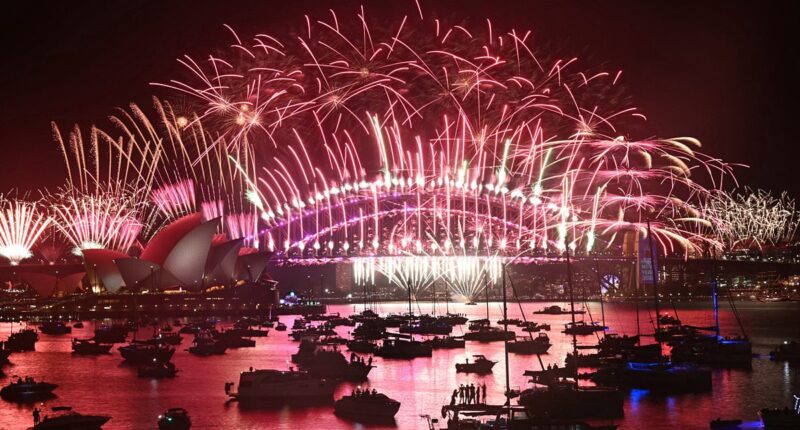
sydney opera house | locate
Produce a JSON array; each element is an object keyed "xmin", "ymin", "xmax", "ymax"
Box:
[{"xmin": 0, "ymin": 213, "xmax": 291, "ymax": 319}]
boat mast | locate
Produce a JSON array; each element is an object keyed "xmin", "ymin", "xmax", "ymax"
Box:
[
  {"xmin": 432, "ymin": 281, "xmax": 436, "ymax": 317},
  {"xmin": 565, "ymin": 246, "xmax": 578, "ymax": 361},
  {"xmin": 501, "ymin": 264, "xmax": 511, "ymax": 411},
  {"xmin": 710, "ymin": 247, "xmax": 720, "ymax": 338},
  {"xmin": 645, "ymin": 219, "xmax": 662, "ymax": 350},
  {"xmin": 485, "ymin": 269, "xmax": 490, "ymax": 321},
  {"xmin": 592, "ymin": 255, "xmax": 606, "ymax": 336}
]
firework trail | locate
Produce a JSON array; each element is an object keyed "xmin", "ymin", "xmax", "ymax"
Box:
[
  {"xmin": 0, "ymin": 197, "xmax": 51, "ymax": 265},
  {"xmin": 153, "ymin": 7, "xmax": 733, "ymax": 294},
  {"xmin": 705, "ymin": 188, "xmax": 799, "ymax": 251}
]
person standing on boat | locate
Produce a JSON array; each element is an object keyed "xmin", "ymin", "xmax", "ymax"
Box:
[
  {"xmin": 450, "ymin": 389, "xmax": 458, "ymax": 405},
  {"xmin": 33, "ymin": 408, "xmax": 40, "ymax": 425},
  {"xmin": 458, "ymin": 384, "xmax": 465, "ymax": 403},
  {"xmin": 481, "ymin": 383, "xmax": 487, "ymax": 403}
]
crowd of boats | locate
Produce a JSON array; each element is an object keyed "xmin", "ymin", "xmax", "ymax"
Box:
[{"xmin": 1, "ymin": 289, "xmax": 799, "ymax": 428}]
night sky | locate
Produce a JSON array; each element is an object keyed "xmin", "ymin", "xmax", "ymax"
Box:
[{"xmin": 1, "ymin": 1, "xmax": 798, "ymax": 196}]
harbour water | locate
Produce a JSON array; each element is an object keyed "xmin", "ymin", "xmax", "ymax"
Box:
[{"xmin": 1, "ymin": 301, "xmax": 798, "ymax": 429}]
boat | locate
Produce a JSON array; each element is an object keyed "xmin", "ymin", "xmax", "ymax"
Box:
[
  {"xmin": 533, "ymin": 305, "xmax": 585, "ymax": 315},
  {"xmin": 424, "ymin": 336, "xmax": 465, "ymax": 349},
  {"xmin": 440, "ymin": 404, "xmax": 619, "ymax": 429},
  {"xmin": 438, "ymin": 313, "xmax": 469, "ymax": 325},
  {"xmin": 275, "ymin": 322, "xmax": 287, "ymax": 331},
  {"xmin": 72, "ymin": 339, "xmax": 113, "ymax": 355},
  {"xmin": 770, "ymin": 340, "xmax": 800, "ymax": 361},
  {"xmin": 188, "ymin": 330, "xmax": 226, "ymax": 356},
  {"xmin": 346, "ymin": 339, "xmax": 378, "ymax": 353},
  {"xmin": 225, "ymin": 368, "xmax": 337, "ymax": 404},
  {"xmin": 709, "ymin": 418, "xmax": 743, "ymax": 429},
  {"xmin": 463, "ymin": 325, "xmax": 515, "ymax": 342},
  {"xmin": 72, "ymin": 322, "xmax": 84, "ymax": 329},
  {"xmin": 670, "ymin": 335, "xmax": 752, "ymax": 366},
  {"xmin": 399, "ymin": 319, "xmax": 453, "ymax": 335},
  {"xmin": 93, "ymin": 325, "xmax": 127, "ymax": 343},
  {"xmin": 0, "ymin": 345, "xmax": 12, "ymax": 362},
  {"xmin": 215, "ymin": 330, "xmax": 256, "ymax": 348},
  {"xmin": 1, "ymin": 377, "xmax": 58, "ymax": 401},
  {"xmin": 375, "ymin": 333, "xmax": 432, "ymax": 359},
  {"xmin": 760, "ymin": 395, "xmax": 800, "ymax": 429},
  {"xmin": 455, "ymin": 355, "xmax": 496, "ymax": 374},
  {"xmin": 592, "ymin": 361, "xmax": 712, "ymax": 392},
  {"xmin": 517, "ymin": 375, "xmax": 624, "ymax": 419},
  {"xmin": 4, "ymin": 328, "xmax": 39, "ymax": 351},
  {"xmin": 119, "ymin": 343, "xmax": 175, "ymax": 364},
  {"xmin": 562, "ymin": 321, "xmax": 606, "ymax": 335},
  {"xmin": 334, "ymin": 389, "xmax": 400, "ymax": 422},
  {"xmin": 29, "ymin": 406, "xmax": 110, "ymax": 429},
  {"xmin": 39, "ymin": 321, "xmax": 72, "ymax": 335},
  {"xmin": 518, "ymin": 248, "xmax": 624, "ymax": 420},
  {"xmin": 149, "ymin": 332, "xmax": 183, "ymax": 346},
  {"xmin": 138, "ymin": 360, "xmax": 179, "ymax": 378},
  {"xmin": 158, "ymin": 408, "xmax": 191, "ymax": 430},
  {"xmin": 507, "ymin": 333, "xmax": 552, "ymax": 355},
  {"xmin": 520, "ymin": 321, "xmax": 550, "ymax": 332}
]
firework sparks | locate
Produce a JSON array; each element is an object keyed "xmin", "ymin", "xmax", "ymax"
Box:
[
  {"xmin": 161, "ymin": 11, "xmax": 729, "ymax": 263},
  {"xmin": 0, "ymin": 198, "xmax": 51, "ymax": 265},
  {"xmin": 706, "ymin": 188, "xmax": 799, "ymax": 251}
]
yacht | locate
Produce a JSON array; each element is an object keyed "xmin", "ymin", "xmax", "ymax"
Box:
[
  {"xmin": 188, "ymin": 330, "xmax": 226, "ymax": 356},
  {"xmin": 441, "ymin": 404, "xmax": 619, "ymax": 429},
  {"xmin": 225, "ymin": 369, "xmax": 337, "ymax": 404},
  {"xmin": 157, "ymin": 408, "xmax": 191, "ymax": 430},
  {"xmin": 533, "ymin": 305, "xmax": 585, "ymax": 315},
  {"xmin": 592, "ymin": 360, "xmax": 712, "ymax": 392},
  {"xmin": 507, "ymin": 333, "xmax": 552, "ymax": 355},
  {"xmin": 346, "ymin": 339, "xmax": 378, "ymax": 353},
  {"xmin": 562, "ymin": 321, "xmax": 606, "ymax": 335},
  {"xmin": 334, "ymin": 389, "xmax": 400, "ymax": 422},
  {"xmin": 39, "ymin": 321, "xmax": 72, "ymax": 335},
  {"xmin": 670, "ymin": 335, "xmax": 752, "ymax": 366},
  {"xmin": 424, "ymin": 336, "xmax": 465, "ymax": 349},
  {"xmin": 29, "ymin": 406, "xmax": 110, "ymax": 429},
  {"xmin": 4, "ymin": 328, "xmax": 39, "ymax": 351},
  {"xmin": 517, "ymin": 375, "xmax": 624, "ymax": 419},
  {"xmin": 72, "ymin": 339, "xmax": 113, "ymax": 355},
  {"xmin": 463, "ymin": 326, "xmax": 515, "ymax": 342},
  {"xmin": 760, "ymin": 395, "xmax": 800, "ymax": 429},
  {"xmin": 215, "ymin": 330, "xmax": 256, "ymax": 349},
  {"xmin": 375, "ymin": 334, "xmax": 432, "ymax": 359},
  {"xmin": 93, "ymin": 325, "xmax": 128, "ymax": 343},
  {"xmin": 119, "ymin": 343, "xmax": 175, "ymax": 364},
  {"xmin": 455, "ymin": 355, "xmax": 496, "ymax": 374},
  {"xmin": 770, "ymin": 340, "xmax": 800, "ymax": 361},
  {"xmin": 1, "ymin": 377, "xmax": 58, "ymax": 401}
]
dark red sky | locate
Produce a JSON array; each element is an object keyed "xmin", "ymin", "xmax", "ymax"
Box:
[{"xmin": 1, "ymin": 1, "xmax": 798, "ymax": 196}]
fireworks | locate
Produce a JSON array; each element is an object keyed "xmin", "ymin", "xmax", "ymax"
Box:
[
  {"xmin": 0, "ymin": 198, "xmax": 51, "ymax": 265},
  {"xmin": 50, "ymin": 191, "xmax": 142, "ymax": 256},
  {"xmin": 161, "ymin": 10, "xmax": 729, "ymax": 269},
  {"xmin": 2, "ymin": 5, "xmax": 765, "ymax": 304},
  {"xmin": 706, "ymin": 188, "xmax": 799, "ymax": 251}
]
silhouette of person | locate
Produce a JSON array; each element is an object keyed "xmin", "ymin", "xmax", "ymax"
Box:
[{"xmin": 33, "ymin": 408, "xmax": 40, "ymax": 425}]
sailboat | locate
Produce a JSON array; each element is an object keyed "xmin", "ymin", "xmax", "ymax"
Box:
[
  {"xmin": 440, "ymin": 263, "xmax": 622, "ymax": 428},
  {"xmin": 590, "ymin": 220, "xmax": 712, "ymax": 393},
  {"xmin": 517, "ymin": 246, "xmax": 625, "ymax": 419},
  {"xmin": 669, "ymin": 253, "xmax": 752, "ymax": 367},
  {"xmin": 463, "ymin": 275, "xmax": 514, "ymax": 342}
]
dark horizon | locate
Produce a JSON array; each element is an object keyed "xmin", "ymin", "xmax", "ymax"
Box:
[{"xmin": 1, "ymin": 0, "xmax": 798, "ymax": 197}]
